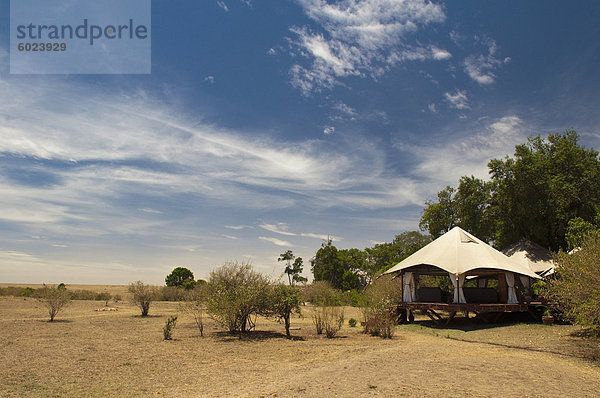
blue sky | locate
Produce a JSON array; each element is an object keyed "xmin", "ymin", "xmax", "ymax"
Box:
[{"xmin": 1, "ymin": 0, "xmax": 600, "ymax": 284}]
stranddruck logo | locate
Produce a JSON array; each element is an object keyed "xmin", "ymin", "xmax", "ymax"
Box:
[{"xmin": 10, "ymin": 0, "xmax": 151, "ymax": 74}]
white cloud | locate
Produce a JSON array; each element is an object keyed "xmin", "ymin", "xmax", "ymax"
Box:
[
  {"xmin": 222, "ymin": 234, "xmax": 239, "ymax": 240},
  {"xmin": 290, "ymin": 0, "xmax": 448, "ymax": 94},
  {"xmin": 463, "ymin": 37, "xmax": 506, "ymax": 85},
  {"xmin": 217, "ymin": 1, "xmax": 229, "ymax": 11},
  {"xmin": 259, "ymin": 236, "xmax": 293, "ymax": 247},
  {"xmin": 259, "ymin": 223, "xmax": 296, "ymax": 236},
  {"xmin": 204, "ymin": 75, "xmax": 215, "ymax": 83},
  {"xmin": 398, "ymin": 115, "xmax": 527, "ymax": 185},
  {"xmin": 225, "ymin": 225, "xmax": 250, "ymax": 230},
  {"xmin": 301, "ymin": 232, "xmax": 342, "ymax": 242},
  {"xmin": 324, "ymin": 126, "xmax": 335, "ymax": 135},
  {"xmin": 444, "ymin": 90, "xmax": 470, "ymax": 110},
  {"xmin": 428, "ymin": 103, "xmax": 437, "ymax": 113}
]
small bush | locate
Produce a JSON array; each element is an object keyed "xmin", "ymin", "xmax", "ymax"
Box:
[
  {"xmin": 95, "ymin": 292, "xmax": 112, "ymax": 304},
  {"xmin": 163, "ymin": 316, "xmax": 178, "ymax": 340},
  {"xmin": 361, "ymin": 276, "xmax": 402, "ymax": 339},
  {"xmin": 323, "ymin": 306, "xmax": 344, "ymax": 338},
  {"xmin": 180, "ymin": 285, "xmax": 209, "ymax": 337},
  {"xmin": 113, "ymin": 294, "xmax": 122, "ymax": 302},
  {"xmin": 38, "ymin": 284, "xmax": 71, "ymax": 321},
  {"xmin": 129, "ymin": 281, "xmax": 157, "ymax": 316},
  {"xmin": 348, "ymin": 318, "xmax": 357, "ymax": 327},
  {"xmin": 313, "ymin": 310, "xmax": 324, "ymax": 334}
]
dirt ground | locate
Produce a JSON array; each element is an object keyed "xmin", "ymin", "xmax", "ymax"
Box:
[{"xmin": 1, "ymin": 288, "xmax": 599, "ymax": 397}]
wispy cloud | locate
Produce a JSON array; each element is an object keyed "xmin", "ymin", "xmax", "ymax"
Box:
[
  {"xmin": 225, "ymin": 225, "xmax": 250, "ymax": 230},
  {"xmin": 445, "ymin": 90, "xmax": 470, "ymax": 110},
  {"xmin": 398, "ymin": 115, "xmax": 527, "ymax": 186},
  {"xmin": 259, "ymin": 223, "xmax": 296, "ymax": 236},
  {"xmin": 463, "ymin": 36, "xmax": 508, "ymax": 85},
  {"xmin": 217, "ymin": 1, "xmax": 229, "ymax": 12},
  {"xmin": 289, "ymin": 0, "xmax": 448, "ymax": 94},
  {"xmin": 301, "ymin": 232, "xmax": 342, "ymax": 242},
  {"xmin": 259, "ymin": 236, "xmax": 293, "ymax": 247}
]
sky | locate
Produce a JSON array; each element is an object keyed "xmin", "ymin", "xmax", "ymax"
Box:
[{"xmin": 1, "ymin": 0, "xmax": 600, "ymax": 284}]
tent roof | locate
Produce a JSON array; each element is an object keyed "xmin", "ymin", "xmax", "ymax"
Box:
[
  {"xmin": 502, "ymin": 238, "xmax": 555, "ymax": 275},
  {"xmin": 383, "ymin": 226, "xmax": 540, "ymax": 278}
]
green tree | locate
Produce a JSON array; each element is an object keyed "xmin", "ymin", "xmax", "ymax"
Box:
[
  {"xmin": 565, "ymin": 217, "xmax": 600, "ymax": 249},
  {"xmin": 421, "ymin": 131, "xmax": 600, "ymax": 251},
  {"xmin": 278, "ymin": 250, "xmax": 307, "ymax": 285},
  {"xmin": 545, "ymin": 233, "xmax": 600, "ymax": 331},
  {"xmin": 419, "ymin": 186, "xmax": 457, "ymax": 238},
  {"xmin": 165, "ymin": 267, "xmax": 195, "ymax": 288},
  {"xmin": 489, "ymin": 131, "xmax": 600, "ymax": 250},
  {"xmin": 364, "ymin": 231, "xmax": 431, "ymax": 276},
  {"xmin": 264, "ymin": 284, "xmax": 302, "ymax": 338},
  {"xmin": 311, "ymin": 240, "xmax": 345, "ymax": 289}
]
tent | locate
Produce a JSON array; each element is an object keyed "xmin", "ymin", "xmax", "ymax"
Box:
[
  {"xmin": 383, "ymin": 227, "xmax": 540, "ymax": 304},
  {"xmin": 502, "ymin": 238, "xmax": 555, "ymax": 277}
]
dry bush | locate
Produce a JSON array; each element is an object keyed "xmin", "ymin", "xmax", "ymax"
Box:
[
  {"xmin": 361, "ymin": 276, "xmax": 402, "ymax": 338},
  {"xmin": 322, "ymin": 306, "xmax": 345, "ymax": 338},
  {"xmin": 38, "ymin": 284, "xmax": 71, "ymax": 321},
  {"xmin": 545, "ymin": 233, "xmax": 600, "ymax": 332},
  {"xmin": 180, "ymin": 284, "xmax": 209, "ymax": 336},
  {"xmin": 206, "ymin": 262, "xmax": 270, "ymax": 334},
  {"xmin": 128, "ymin": 281, "xmax": 158, "ymax": 317}
]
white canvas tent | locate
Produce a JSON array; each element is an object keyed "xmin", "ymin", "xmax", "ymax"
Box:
[
  {"xmin": 502, "ymin": 238, "xmax": 555, "ymax": 276},
  {"xmin": 383, "ymin": 227, "xmax": 540, "ymax": 304}
]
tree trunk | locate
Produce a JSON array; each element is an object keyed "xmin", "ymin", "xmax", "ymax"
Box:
[{"xmin": 284, "ymin": 314, "xmax": 291, "ymax": 338}]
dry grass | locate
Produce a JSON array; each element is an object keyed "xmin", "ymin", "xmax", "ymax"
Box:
[{"xmin": 1, "ymin": 293, "xmax": 600, "ymax": 397}]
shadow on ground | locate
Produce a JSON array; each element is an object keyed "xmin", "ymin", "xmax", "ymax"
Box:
[{"xmin": 215, "ymin": 330, "xmax": 306, "ymax": 342}]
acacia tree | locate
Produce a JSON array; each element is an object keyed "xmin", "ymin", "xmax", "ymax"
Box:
[
  {"xmin": 165, "ymin": 267, "xmax": 195, "ymax": 288},
  {"xmin": 128, "ymin": 281, "xmax": 157, "ymax": 316},
  {"xmin": 264, "ymin": 284, "xmax": 302, "ymax": 338},
  {"xmin": 39, "ymin": 284, "xmax": 70, "ymax": 321}
]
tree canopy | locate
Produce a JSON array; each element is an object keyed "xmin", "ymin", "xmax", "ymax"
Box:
[
  {"xmin": 420, "ymin": 131, "xmax": 600, "ymax": 251},
  {"xmin": 165, "ymin": 267, "xmax": 195, "ymax": 288},
  {"xmin": 310, "ymin": 231, "xmax": 431, "ymax": 289}
]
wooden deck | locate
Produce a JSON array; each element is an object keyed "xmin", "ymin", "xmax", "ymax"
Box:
[{"xmin": 395, "ymin": 302, "xmax": 538, "ymax": 325}]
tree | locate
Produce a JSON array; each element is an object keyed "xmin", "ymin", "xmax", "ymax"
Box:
[
  {"xmin": 545, "ymin": 233, "xmax": 600, "ymax": 331},
  {"xmin": 39, "ymin": 284, "xmax": 70, "ymax": 321},
  {"xmin": 419, "ymin": 186, "xmax": 457, "ymax": 238},
  {"xmin": 128, "ymin": 281, "xmax": 157, "ymax": 316},
  {"xmin": 264, "ymin": 284, "xmax": 302, "ymax": 338},
  {"xmin": 165, "ymin": 267, "xmax": 195, "ymax": 288},
  {"xmin": 206, "ymin": 262, "xmax": 270, "ymax": 333},
  {"xmin": 364, "ymin": 231, "xmax": 431, "ymax": 277},
  {"xmin": 421, "ymin": 131, "xmax": 600, "ymax": 251},
  {"xmin": 278, "ymin": 250, "xmax": 306, "ymax": 285},
  {"xmin": 311, "ymin": 240, "xmax": 345, "ymax": 289}
]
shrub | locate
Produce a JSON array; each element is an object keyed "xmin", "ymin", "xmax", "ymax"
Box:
[
  {"xmin": 180, "ymin": 284, "xmax": 209, "ymax": 336},
  {"xmin": 322, "ymin": 306, "xmax": 344, "ymax": 338},
  {"xmin": 163, "ymin": 315, "xmax": 178, "ymax": 340},
  {"xmin": 544, "ymin": 233, "xmax": 600, "ymax": 332},
  {"xmin": 348, "ymin": 318, "xmax": 357, "ymax": 327},
  {"xmin": 38, "ymin": 284, "xmax": 71, "ymax": 321},
  {"xmin": 361, "ymin": 276, "xmax": 402, "ymax": 339},
  {"xmin": 128, "ymin": 281, "xmax": 157, "ymax": 317},
  {"xmin": 95, "ymin": 292, "xmax": 112, "ymax": 305},
  {"xmin": 263, "ymin": 284, "xmax": 302, "ymax": 338},
  {"xmin": 158, "ymin": 286, "xmax": 187, "ymax": 302},
  {"xmin": 206, "ymin": 262, "xmax": 270, "ymax": 334}
]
